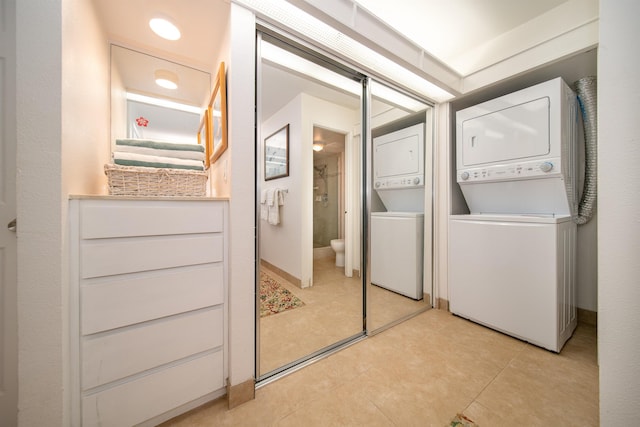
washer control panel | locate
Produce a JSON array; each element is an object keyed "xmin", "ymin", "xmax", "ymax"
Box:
[
  {"xmin": 458, "ymin": 158, "xmax": 561, "ymax": 183},
  {"xmin": 375, "ymin": 174, "xmax": 423, "ymax": 189}
]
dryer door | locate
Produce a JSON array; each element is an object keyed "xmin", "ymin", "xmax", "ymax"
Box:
[{"xmin": 460, "ymin": 97, "xmax": 550, "ymax": 167}]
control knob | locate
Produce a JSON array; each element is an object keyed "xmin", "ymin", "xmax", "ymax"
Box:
[
  {"xmin": 413, "ymin": 177, "xmax": 421, "ymax": 185},
  {"xmin": 375, "ymin": 181, "xmax": 381, "ymax": 188},
  {"xmin": 539, "ymin": 162, "xmax": 554, "ymax": 173},
  {"xmin": 460, "ymin": 171, "xmax": 470, "ymax": 180}
]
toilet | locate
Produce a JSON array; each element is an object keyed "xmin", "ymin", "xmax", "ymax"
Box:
[{"xmin": 330, "ymin": 239, "xmax": 345, "ymax": 267}]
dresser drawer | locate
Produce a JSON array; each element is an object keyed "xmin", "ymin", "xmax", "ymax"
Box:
[
  {"xmin": 82, "ymin": 306, "xmax": 223, "ymax": 390},
  {"xmin": 81, "ymin": 233, "xmax": 223, "ymax": 279},
  {"xmin": 81, "ymin": 263, "xmax": 223, "ymax": 335},
  {"xmin": 80, "ymin": 199, "xmax": 224, "ymax": 238},
  {"xmin": 82, "ymin": 350, "xmax": 223, "ymax": 427}
]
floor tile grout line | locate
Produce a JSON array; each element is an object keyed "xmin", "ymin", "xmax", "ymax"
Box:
[{"xmin": 461, "ymin": 342, "xmax": 530, "ymax": 416}]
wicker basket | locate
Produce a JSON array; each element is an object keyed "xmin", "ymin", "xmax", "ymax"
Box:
[{"xmin": 105, "ymin": 164, "xmax": 207, "ymax": 197}]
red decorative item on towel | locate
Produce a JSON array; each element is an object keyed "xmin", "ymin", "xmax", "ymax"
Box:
[{"xmin": 135, "ymin": 116, "xmax": 149, "ymax": 127}]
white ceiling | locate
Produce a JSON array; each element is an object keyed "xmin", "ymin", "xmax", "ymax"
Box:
[
  {"xmin": 94, "ymin": 0, "xmax": 584, "ymax": 121},
  {"xmin": 94, "ymin": 0, "xmax": 571, "ymax": 79},
  {"xmin": 354, "ymin": 0, "xmax": 569, "ymax": 74},
  {"xmin": 92, "ymin": 0, "xmax": 230, "ymax": 73}
]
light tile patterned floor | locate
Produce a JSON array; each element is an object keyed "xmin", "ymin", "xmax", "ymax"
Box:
[
  {"xmin": 162, "ymin": 309, "xmax": 599, "ymax": 426},
  {"xmin": 259, "ymin": 257, "xmax": 429, "ymax": 375}
]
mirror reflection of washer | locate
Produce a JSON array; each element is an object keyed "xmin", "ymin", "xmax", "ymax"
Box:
[{"xmin": 371, "ymin": 122, "xmax": 425, "ymax": 300}]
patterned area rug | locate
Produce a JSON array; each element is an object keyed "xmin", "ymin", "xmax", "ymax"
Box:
[
  {"xmin": 449, "ymin": 413, "xmax": 478, "ymax": 426},
  {"xmin": 260, "ymin": 271, "xmax": 305, "ymax": 317}
]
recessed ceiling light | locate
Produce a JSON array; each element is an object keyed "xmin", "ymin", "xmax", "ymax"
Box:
[
  {"xmin": 154, "ymin": 69, "xmax": 178, "ymax": 90},
  {"xmin": 149, "ymin": 17, "xmax": 181, "ymax": 41}
]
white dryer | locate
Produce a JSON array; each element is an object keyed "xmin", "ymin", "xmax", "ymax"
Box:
[{"xmin": 456, "ymin": 77, "xmax": 578, "ymax": 216}]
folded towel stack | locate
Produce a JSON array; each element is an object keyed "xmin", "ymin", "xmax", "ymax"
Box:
[{"xmin": 113, "ymin": 139, "xmax": 206, "ymax": 171}]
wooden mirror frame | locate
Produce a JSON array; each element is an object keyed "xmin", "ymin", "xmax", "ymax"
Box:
[{"xmin": 208, "ymin": 62, "xmax": 228, "ymax": 165}]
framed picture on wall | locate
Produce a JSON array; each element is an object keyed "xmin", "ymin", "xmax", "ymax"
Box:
[
  {"xmin": 264, "ymin": 124, "xmax": 289, "ymax": 181},
  {"xmin": 197, "ymin": 110, "xmax": 211, "ymax": 169},
  {"xmin": 209, "ymin": 62, "xmax": 228, "ymax": 165}
]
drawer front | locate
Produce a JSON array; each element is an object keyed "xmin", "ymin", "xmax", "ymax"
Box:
[
  {"xmin": 82, "ymin": 351, "xmax": 223, "ymax": 427},
  {"xmin": 82, "ymin": 307, "xmax": 223, "ymax": 390},
  {"xmin": 81, "ymin": 233, "xmax": 223, "ymax": 279},
  {"xmin": 80, "ymin": 200, "xmax": 224, "ymax": 239},
  {"xmin": 81, "ymin": 264, "xmax": 223, "ymax": 335}
]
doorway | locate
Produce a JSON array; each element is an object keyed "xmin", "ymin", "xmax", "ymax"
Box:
[
  {"xmin": 312, "ymin": 127, "xmax": 345, "ymax": 264},
  {"xmin": 256, "ymin": 30, "xmax": 433, "ymax": 381}
]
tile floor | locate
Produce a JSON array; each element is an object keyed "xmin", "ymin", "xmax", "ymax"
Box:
[
  {"xmin": 162, "ymin": 309, "xmax": 599, "ymax": 426},
  {"xmin": 259, "ymin": 257, "xmax": 429, "ymax": 374}
]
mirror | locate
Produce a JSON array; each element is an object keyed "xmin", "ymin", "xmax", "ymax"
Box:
[
  {"xmin": 110, "ymin": 45, "xmax": 211, "ymax": 148},
  {"xmin": 257, "ymin": 37, "xmax": 365, "ymax": 377},
  {"xmin": 256, "ymin": 35, "xmax": 435, "ymax": 379},
  {"xmin": 368, "ymin": 80, "xmax": 433, "ymax": 332}
]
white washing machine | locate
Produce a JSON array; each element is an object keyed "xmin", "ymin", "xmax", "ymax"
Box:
[
  {"xmin": 449, "ymin": 214, "xmax": 576, "ymax": 352},
  {"xmin": 371, "ymin": 212, "xmax": 424, "ymax": 300},
  {"xmin": 450, "ymin": 78, "xmax": 579, "ymax": 352}
]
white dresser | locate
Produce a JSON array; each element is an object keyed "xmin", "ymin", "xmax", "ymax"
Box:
[{"xmin": 69, "ymin": 197, "xmax": 228, "ymax": 426}]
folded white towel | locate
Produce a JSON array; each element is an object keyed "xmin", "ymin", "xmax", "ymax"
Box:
[
  {"xmin": 115, "ymin": 144, "xmax": 205, "ymax": 161},
  {"xmin": 113, "ymin": 151, "xmax": 204, "ymax": 169}
]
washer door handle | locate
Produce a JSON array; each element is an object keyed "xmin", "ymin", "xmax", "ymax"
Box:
[{"xmin": 7, "ymin": 218, "xmax": 16, "ymax": 232}]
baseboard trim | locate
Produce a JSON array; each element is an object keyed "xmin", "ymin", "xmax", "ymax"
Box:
[
  {"xmin": 436, "ymin": 297, "xmax": 449, "ymax": 311},
  {"xmin": 227, "ymin": 378, "xmax": 255, "ymax": 409},
  {"xmin": 260, "ymin": 259, "xmax": 301, "ymax": 288},
  {"xmin": 577, "ymin": 308, "xmax": 597, "ymax": 327}
]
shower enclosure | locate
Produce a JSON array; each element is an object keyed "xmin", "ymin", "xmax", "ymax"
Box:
[{"xmin": 313, "ymin": 128, "xmax": 345, "ymax": 252}]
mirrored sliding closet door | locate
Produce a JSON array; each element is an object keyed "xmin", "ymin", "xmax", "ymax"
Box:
[
  {"xmin": 256, "ymin": 32, "xmax": 366, "ymax": 379},
  {"xmin": 256, "ymin": 31, "xmax": 435, "ymax": 381}
]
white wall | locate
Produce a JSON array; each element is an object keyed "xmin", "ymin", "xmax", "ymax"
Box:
[
  {"xmin": 598, "ymin": 0, "xmax": 640, "ymax": 423},
  {"xmin": 226, "ymin": 3, "xmax": 256, "ymax": 389},
  {"xmin": 434, "ymin": 103, "xmax": 451, "ymax": 306},
  {"xmin": 16, "ymin": 0, "xmax": 64, "ymax": 424},
  {"xmin": 260, "ymin": 95, "xmax": 303, "ymax": 280},
  {"xmin": 61, "ymin": 0, "xmax": 110, "ymax": 197},
  {"xmin": 208, "ymin": 14, "xmax": 231, "ymax": 198},
  {"xmin": 16, "ymin": 0, "xmax": 109, "ymax": 424}
]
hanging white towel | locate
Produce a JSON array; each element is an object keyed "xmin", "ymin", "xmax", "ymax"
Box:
[
  {"xmin": 260, "ymin": 189, "xmax": 269, "ymax": 221},
  {"xmin": 268, "ymin": 188, "xmax": 285, "ymax": 225}
]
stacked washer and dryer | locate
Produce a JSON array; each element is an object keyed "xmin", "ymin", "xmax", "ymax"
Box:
[
  {"xmin": 371, "ymin": 122, "xmax": 425, "ymax": 300},
  {"xmin": 450, "ymin": 78, "xmax": 579, "ymax": 353}
]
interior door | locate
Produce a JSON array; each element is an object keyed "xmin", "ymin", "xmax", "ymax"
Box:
[{"xmin": 0, "ymin": 0, "xmax": 18, "ymax": 425}]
